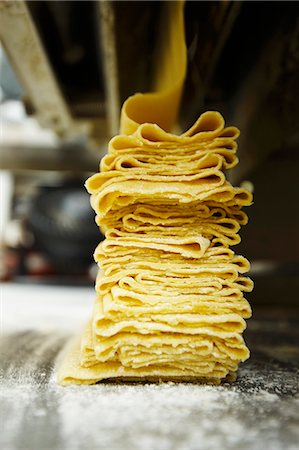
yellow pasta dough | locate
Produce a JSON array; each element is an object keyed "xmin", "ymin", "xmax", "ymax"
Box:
[{"xmin": 57, "ymin": 0, "xmax": 252, "ymax": 385}]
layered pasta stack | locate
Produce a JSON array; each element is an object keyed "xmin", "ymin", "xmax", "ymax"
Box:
[{"xmin": 57, "ymin": 111, "xmax": 253, "ymax": 385}]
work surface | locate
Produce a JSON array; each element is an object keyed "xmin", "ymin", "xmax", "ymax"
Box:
[{"xmin": 1, "ymin": 283, "xmax": 299, "ymax": 450}]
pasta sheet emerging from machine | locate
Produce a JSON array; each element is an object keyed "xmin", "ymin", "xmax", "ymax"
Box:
[{"xmin": 57, "ymin": 1, "xmax": 253, "ymax": 385}]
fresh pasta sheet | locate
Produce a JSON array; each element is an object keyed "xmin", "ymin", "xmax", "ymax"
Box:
[{"xmin": 57, "ymin": 1, "xmax": 252, "ymax": 385}]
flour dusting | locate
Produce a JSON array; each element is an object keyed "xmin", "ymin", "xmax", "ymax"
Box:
[{"xmin": 1, "ymin": 286, "xmax": 299, "ymax": 450}]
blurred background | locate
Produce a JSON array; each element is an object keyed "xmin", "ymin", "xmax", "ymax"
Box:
[{"xmin": 0, "ymin": 0, "xmax": 298, "ymax": 306}]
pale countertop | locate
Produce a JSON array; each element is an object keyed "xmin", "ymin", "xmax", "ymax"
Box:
[{"xmin": 1, "ymin": 282, "xmax": 299, "ymax": 450}]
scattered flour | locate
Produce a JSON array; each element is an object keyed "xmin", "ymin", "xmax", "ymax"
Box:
[
  {"xmin": 32, "ymin": 372, "xmax": 299, "ymax": 450},
  {"xmin": 1, "ymin": 285, "xmax": 299, "ymax": 450},
  {"xmin": 2, "ymin": 338, "xmax": 299, "ymax": 450}
]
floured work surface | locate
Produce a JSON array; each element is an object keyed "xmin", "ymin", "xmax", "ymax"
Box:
[{"xmin": 1, "ymin": 285, "xmax": 299, "ymax": 450}]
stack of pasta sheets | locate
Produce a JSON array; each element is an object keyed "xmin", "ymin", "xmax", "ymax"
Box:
[{"xmin": 57, "ymin": 111, "xmax": 253, "ymax": 385}]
